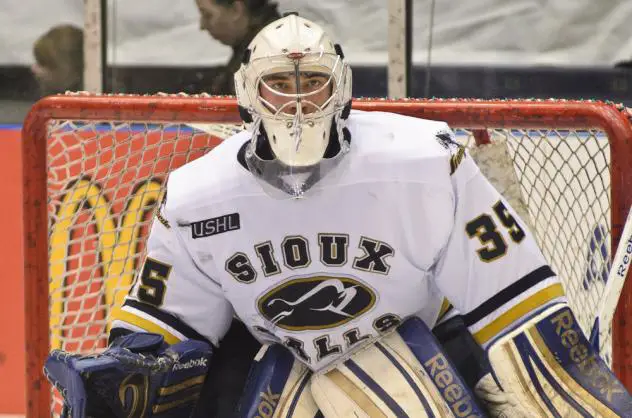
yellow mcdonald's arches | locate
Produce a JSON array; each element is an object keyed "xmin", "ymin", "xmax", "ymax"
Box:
[{"xmin": 49, "ymin": 179, "xmax": 163, "ymax": 350}]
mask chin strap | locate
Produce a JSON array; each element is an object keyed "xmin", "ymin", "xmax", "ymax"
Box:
[
  {"xmin": 321, "ymin": 99, "xmax": 352, "ymax": 158},
  {"xmin": 256, "ymin": 127, "xmax": 275, "ymax": 160},
  {"xmin": 323, "ymin": 119, "xmax": 351, "ymax": 158}
]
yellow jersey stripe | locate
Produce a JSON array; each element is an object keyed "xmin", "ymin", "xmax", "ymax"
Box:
[
  {"xmin": 473, "ymin": 283, "xmax": 564, "ymax": 345},
  {"xmin": 113, "ymin": 309, "xmax": 183, "ymax": 345}
]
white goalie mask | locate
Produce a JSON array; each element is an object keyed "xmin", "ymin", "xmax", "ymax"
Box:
[{"xmin": 235, "ymin": 13, "xmax": 352, "ymax": 198}]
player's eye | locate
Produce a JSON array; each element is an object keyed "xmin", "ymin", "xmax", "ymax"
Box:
[
  {"xmin": 306, "ymin": 79, "xmax": 323, "ymax": 89},
  {"xmin": 270, "ymin": 81, "xmax": 290, "ymax": 92}
]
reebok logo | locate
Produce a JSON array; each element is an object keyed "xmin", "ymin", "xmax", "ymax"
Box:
[
  {"xmin": 616, "ymin": 236, "xmax": 632, "ymax": 278},
  {"xmin": 172, "ymin": 357, "xmax": 208, "ymax": 371}
]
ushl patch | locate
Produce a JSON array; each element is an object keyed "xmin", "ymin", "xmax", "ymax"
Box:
[{"xmin": 191, "ymin": 213, "xmax": 240, "ymax": 239}]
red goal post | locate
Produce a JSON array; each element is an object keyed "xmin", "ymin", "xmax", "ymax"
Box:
[{"xmin": 21, "ymin": 94, "xmax": 632, "ymax": 416}]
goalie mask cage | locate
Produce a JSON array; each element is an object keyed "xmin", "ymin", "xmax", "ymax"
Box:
[{"xmin": 21, "ymin": 94, "xmax": 632, "ymax": 417}]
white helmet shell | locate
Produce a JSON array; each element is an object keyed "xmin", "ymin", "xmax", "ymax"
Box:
[{"xmin": 235, "ymin": 13, "xmax": 352, "ymax": 197}]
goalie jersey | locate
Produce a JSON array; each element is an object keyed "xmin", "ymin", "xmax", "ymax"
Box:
[{"xmin": 111, "ymin": 110, "xmax": 564, "ymax": 371}]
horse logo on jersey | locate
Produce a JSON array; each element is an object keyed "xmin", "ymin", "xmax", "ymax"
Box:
[{"xmin": 257, "ymin": 275, "xmax": 376, "ymax": 331}]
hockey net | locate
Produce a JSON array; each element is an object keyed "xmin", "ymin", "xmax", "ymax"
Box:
[{"xmin": 21, "ymin": 94, "xmax": 632, "ymax": 417}]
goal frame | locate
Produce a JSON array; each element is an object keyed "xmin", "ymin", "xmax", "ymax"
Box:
[{"xmin": 21, "ymin": 95, "xmax": 632, "ymax": 416}]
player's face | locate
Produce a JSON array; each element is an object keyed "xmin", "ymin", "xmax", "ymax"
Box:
[
  {"xmin": 259, "ymin": 72, "xmax": 333, "ymax": 115},
  {"xmin": 196, "ymin": 0, "xmax": 245, "ymax": 46}
]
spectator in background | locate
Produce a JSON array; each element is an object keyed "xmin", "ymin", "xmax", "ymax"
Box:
[
  {"xmin": 31, "ymin": 24, "xmax": 83, "ymax": 96},
  {"xmin": 195, "ymin": 0, "xmax": 280, "ymax": 94}
]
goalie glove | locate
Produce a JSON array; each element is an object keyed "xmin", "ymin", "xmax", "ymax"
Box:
[
  {"xmin": 477, "ymin": 304, "xmax": 632, "ymax": 417},
  {"xmin": 44, "ymin": 332, "xmax": 212, "ymax": 418}
]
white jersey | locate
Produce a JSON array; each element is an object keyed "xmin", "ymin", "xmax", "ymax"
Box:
[{"xmin": 112, "ymin": 110, "xmax": 564, "ymax": 371}]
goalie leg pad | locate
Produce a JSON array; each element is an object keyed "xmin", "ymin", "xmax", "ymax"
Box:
[
  {"xmin": 399, "ymin": 317, "xmax": 487, "ymax": 417},
  {"xmin": 237, "ymin": 344, "xmax": 319, "ymax": 417},
  {"xmin": 480, "ymin": 304, "xmax": 632, "ymax": 417},
  {"xmin": 310, "ymin": 317, "xmax": 486, "ymax": 417}
]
